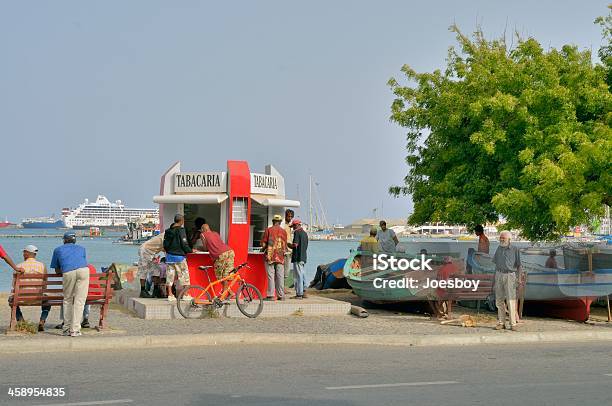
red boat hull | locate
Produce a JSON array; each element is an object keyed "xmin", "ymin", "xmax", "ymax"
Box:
[{"xmin": 523, "ymin": 298, "xmax": 594, "ymax": 322}]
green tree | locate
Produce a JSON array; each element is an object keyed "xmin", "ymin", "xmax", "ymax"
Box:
[
  {"xmin": 389, "ymin": 24, "xmax": 612, "ymax": 241},
  {"xmin": 595, "ymin": 5, "xmax": 612, "ymax": 88}
]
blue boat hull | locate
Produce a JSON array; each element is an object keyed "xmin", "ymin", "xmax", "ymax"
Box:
[{"xmin": 22, "ymin": 220, "xmax": 65, "ymax": 229}]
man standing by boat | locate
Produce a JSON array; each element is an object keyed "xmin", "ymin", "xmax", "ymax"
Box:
[
  {"xmin": 358, "ymin": 227, "xmax": 380, "ymax": 252},
  {"xmin": 377, "ymin": 221, "xmax": 399, "ymax": 253},
  {"xmin": 137, "ymin": 232, "xmax": 165, "ymax": 298},
  {"xmin": 493, "ymin": 230, "xmax": 523, "ymax": 331},
  {"xmin": 261, "ymin": 214, "xmax": 287, "ymax": 301},
  {"xmin": 163, "ymin": 214, "xmax": 192, "ymax": 302},
  {"xmin": 545, "ymin": 249, "xmax": 558, "ymax": 269},
  {"xmin": 200, "ymin": 224, "xmax": 235, "ymax": 292},
  {"xmin": 475, "ymin": 224, "xmax": 490, "ymax": 254},
  {"xmin": 288, "ymin": 219, "xmax": 308, "ymax": 299},
  {"xmin": 51, "ymin": 232, "xmax": 89, "ymax": 337}
]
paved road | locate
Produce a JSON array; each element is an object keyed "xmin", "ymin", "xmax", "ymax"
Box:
[{"xmin": 2, "ymin": 342, "xmax": 612, "ymax": 406}]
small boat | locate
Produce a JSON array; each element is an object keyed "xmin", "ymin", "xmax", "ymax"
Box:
[
  {"xmin": 466, "ymin": 247, "xmax": 612, "ymax": 321},
  {"xmin": 309, "ymin": 258, "xmax": 350, "ymax": 290},
  {"xmin": 342, "ymin": 250, "xmax": 459, "ymax": 303}
]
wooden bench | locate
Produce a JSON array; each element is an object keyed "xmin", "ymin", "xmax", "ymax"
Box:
[
  {"xmin": 440, "ymin": 273, "xmax": 495, "ymax": 313},
  {"xmin": 9, "ymin": 269, "xmax": 114, "ymax": 331}
]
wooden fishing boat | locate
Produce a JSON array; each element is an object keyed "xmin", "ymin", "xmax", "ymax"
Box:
[
  {"xmin": 466, "ymin": 248, "xmax": 612, "ymax": 321},
  {"xmin": 342, "ymin": 250, "xmax": 460, "ymax": 303}
]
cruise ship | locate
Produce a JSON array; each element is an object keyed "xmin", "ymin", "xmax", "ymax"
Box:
[{"xmin": 62, "ymin": 195, "xmax": 159, "ymax": 230}]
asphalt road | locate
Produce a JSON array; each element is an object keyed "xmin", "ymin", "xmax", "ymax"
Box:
[{"xmin": 2, "ymin": 342, "xmax": 612, "ymax": 406}]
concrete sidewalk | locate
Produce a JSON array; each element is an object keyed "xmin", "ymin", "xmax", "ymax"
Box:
[
  {"xmin": 3, "ymin": 330, "xmax": 612, "ymax": 354},
  {"xmin": 4, "ymin": 290, "xmax": 612, "ymax": 353}
]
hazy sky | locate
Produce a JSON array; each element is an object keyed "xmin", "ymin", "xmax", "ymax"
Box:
[{"xmin": 0, "ymin": 1, "xmax": 608, "ymax": 224}]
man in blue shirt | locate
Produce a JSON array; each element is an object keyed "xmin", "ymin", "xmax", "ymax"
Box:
[{"xmin": 51, "ymin": 232, "xmax": 89, "ymax": 337}]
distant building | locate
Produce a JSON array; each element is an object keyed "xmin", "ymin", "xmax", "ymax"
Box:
[{"xmin": 334, "ymin": 218, "xmax": 407, "ymax": 237}]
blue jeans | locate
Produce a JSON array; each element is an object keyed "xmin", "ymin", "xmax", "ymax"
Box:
[
  {"xmin": 60, "ymin": 304, "xmax": 90, "ymax": 320},
  {"xmin": 293, "ymin": 262, "xmax": 305, "ymax": 296},
  {"xmin": 16, "ymin": 306, "xmax": 51, "ymax": 322}
]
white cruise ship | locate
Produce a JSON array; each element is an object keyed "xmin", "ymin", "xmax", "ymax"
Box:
[{"xmin": 62, "ymin": 195, "xmax": 159, "ymax": 230}]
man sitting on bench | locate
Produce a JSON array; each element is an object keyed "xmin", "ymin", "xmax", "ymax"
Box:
[{"xmin": 14, "ymin": 245, "xmax": 50, "ymax": 332}]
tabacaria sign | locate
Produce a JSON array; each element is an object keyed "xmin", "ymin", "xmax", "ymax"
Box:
[
  {"xmin": 173, "ymin": 171, "xmax": 281, "ymax": 196},
  {"xmin": 174, "ymin": 172, "xmax": 227, "ymax": 193},
  {"xmin": 250, "ymin": 173, "xmax": 279, "ymax": 195}
]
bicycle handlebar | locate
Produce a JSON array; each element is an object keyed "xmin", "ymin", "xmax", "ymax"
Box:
[{"xmin": 230, "ymin": 262, "xmax": 250, "ymax": 274}]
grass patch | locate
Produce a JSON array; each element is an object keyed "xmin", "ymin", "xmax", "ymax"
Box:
[
  {"xmin": 292, "ymin": 308, "xmax": 304, "ymax": 317},
  {"xmin": 206, "ymin": 306, "xmax": 220, "ymax": 318},
  {"xmin": 15, "ymin": 320, "xmax": 38, "ymax": 335}
]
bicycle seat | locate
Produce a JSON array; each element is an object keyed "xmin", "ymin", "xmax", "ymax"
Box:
[{"xmin": 198, "ymin": 265, "xmax": 213, "ymax": 271}]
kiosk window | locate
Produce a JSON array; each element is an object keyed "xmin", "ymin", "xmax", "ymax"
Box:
[{"xmin": 232, "ymin": 197, "xmax": 248, "ymax": 224}]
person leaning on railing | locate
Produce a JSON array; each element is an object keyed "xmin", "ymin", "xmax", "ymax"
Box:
[
  {"xmin": 200, "ymin": 223, "xmax": 235, "ymax": 294},
  {"xmin": 50, "ymin": 232, "xmax": 90, "ymax": 337}
]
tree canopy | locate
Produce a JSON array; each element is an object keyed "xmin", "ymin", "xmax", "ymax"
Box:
[{"xmin": 389, "ymin": 22, "xmax": 612, "ymax": 241}]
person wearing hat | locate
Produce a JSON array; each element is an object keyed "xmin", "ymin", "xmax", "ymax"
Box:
[
  {"xmin": 288, "ymin": 218, "xmax": 308, "ymax": 299},
  {"xmin": 358, "ymin": 227, "xmax": 380, "ymax": 253},
  {"xmin": 13, "ymin": 245, "xmax": 50, "ymax": 331},
  {"xmin": 50, "ymin": 232, "xmax": 90, "ymax": 337},
  {"xmin": 261, "ymin": 214, "xmax": 288, "ymax": 301}
]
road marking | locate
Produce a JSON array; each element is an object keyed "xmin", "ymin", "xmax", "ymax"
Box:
[
  {"xmin": 604, "ymin": 374, "xmax": 612, "ymax": 377},
  {"xmin": 325, "ymin": 381, "xmax": 458, "ymax": 390},
  {"xmin": 36, "ymin": 400, "xmax": 133, "ymax": 406}
]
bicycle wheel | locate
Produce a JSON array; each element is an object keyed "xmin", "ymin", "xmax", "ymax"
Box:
[
  {"xmin": 235, "ymin": 282, "xmax": 264, "ymax": 318},
  {"xmin": 177, "ymin": 285, "xmax": 213, "ymax": 319}
]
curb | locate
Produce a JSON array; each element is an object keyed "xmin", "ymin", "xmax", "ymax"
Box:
[{"xmin": 3, "ymin": 330, "xmax": 612, "ymax": 354}]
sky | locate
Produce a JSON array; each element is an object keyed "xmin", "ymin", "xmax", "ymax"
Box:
[{"xmin": 0, "ymin": 1, "xmax": 608, "ymax": 225}]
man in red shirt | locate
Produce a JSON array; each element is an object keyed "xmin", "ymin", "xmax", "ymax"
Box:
[
  {"xmin": 261, "ymin": 214, "xmax": 287, "ymax": 301},
  {"xmin": 0, "ymin": 244, "xmax": 24, "ymax": 273},
  {"xmin": 200, "ymin": 224, "xmax": 235, "ymax": 291},
  {"xmin": 475, "ymin": 225, "xmax": 490, "ymax": 254}
]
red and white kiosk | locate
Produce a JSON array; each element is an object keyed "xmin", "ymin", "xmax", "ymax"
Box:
[{"xmin": 153, "ymin": 160, "xmax": 300, "ymax": 295}]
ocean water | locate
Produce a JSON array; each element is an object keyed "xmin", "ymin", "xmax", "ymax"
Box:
[{"xmin": 0, "ymin": 229, "xmax": 503, "ymax": 292}]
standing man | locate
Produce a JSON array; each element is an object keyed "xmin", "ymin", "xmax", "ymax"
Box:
[
  {"xmin": 0, "ymin": 243, "xmax": 25, "ymax": 273},
  {"xmin": 545, "ymin": 249, "xmax": 558, "ymax": 269},
  {"xmin": 163, "ymin": 214, "xmax": 192, "ymax": 302},
  {"xmin": 493, "ymin": 230, "xmax": 523, "ymax": 331},
  {"xmin": 14, "ymin": 245, "xmax": 49, "ymax": 331},
  {"xmin": 377, "ymin": 221, "xmax": 399, "ymax": 253},
  {"xmin": 137, "ymin": 232, "xmax": 165, "ymax": 298},
  {"xmin": 51, "ymin": 232, "xmax": 89, "ymax": 337},
  {"xmin": 475, "ymin": 224, "xmax": 490, "ymax": 254},
  {"xmin": 283, "ymin": 209, "xmax": 295, "ymax": 294},
  {"xmin": 288, "ymin": 219, "xmax": 308, "ymax": 299},
  {"xmin": 358, "ymin": 227, "xmax": 380, "ymax": 252},
  {"xmin": 200, "ymin": 224, "xmax": 235, "ymax": 292},
  {"xmin": 261, "ymin": 214, "xmax": 287, "ymax": 301}
]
